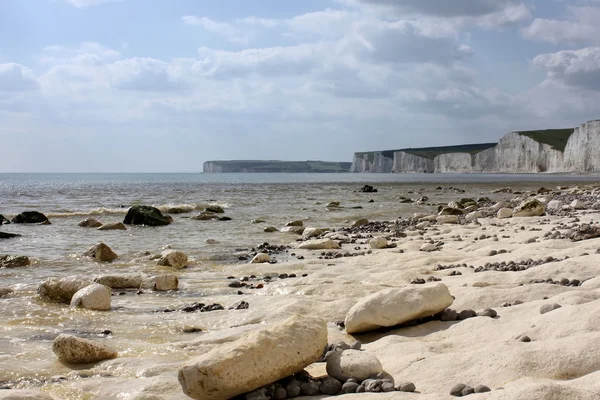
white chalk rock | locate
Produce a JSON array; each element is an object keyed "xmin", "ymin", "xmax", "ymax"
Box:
[
  {"xmin": 97, "ymin": 222, "xmax": 127, "ymax": 231},
  {"xmin": 178, "ymin": 315, "xmax": 327, "ymax": 400},
  {"xmin": 465, "ymin": 211, "xmax": 482, "ymax": 221},
  {"xmin": 38, "ymin": 277, "xmax": 93, "ymax": 304},
  {"xmin": 497, "ymin": 208, "xmax": 513, "ymax": 219},
  {"xmin": 326, "ymin": 349, "xmax": 383, "ymax": 382},
  {"xmin": 70, "ymin": 283, "xmax": 111, "ymax": 311},
  {"xmin": 280, "ymin": 226, "xmax": 305, "ymax": 235},
  {"xmin": 369, "ymin": 237, "xmax": 388, "ymax": 249},
  {"xmin": 94, "ymin": 274, "xmax": 143, "ymax": 289},
  {"xmin": 344, "ymin": 283, "xmax": 453, "ymax": 334},
  {"xmin": 299, "ymin": 239, "xmax": 340, "ymax": 250},
  {"xmin": 491, "ymin": 201, "xmax": 510, "ymax": 211},
  {"xmin": 0, "ymin": 390, "xmax": 56, "ymax": 400},
  {"xmin": 251, "ymin": 253, "xmax": 271, "ymax": 263},
  {"xmin": 53, "ymin": 334, "xmax": 117, "ymax": 364},
  {"xmin": 513, "ymin": 199, "xmax": 545, "ymax": 217},
  {"xmin": 571, "ymin": 199, "xmax": 586, "ymax": 210},
  {"xmin": 547, "ymin": 200, "xmax": 563, "ymax": 211},
  {"xmin": 157, "ymin": 250, "xmax": 188, "ymax": 269},
  {"xmin": 140, "ymin": 274, "xmax": 179, "ymax": 291},
  {"xmin": 419, "ymin": 243, "xmax": 438, "ymax": 252},
  {"xmin": 415, "ymin": 221, "xmax": 431, "ymax": 229},
  {"xmin": 418, "ymin": 215, "xmax": 437, "ymax": 222},
  {"xmin": 436, "ymin": 215, "xmax": 459, "ymax": 224},
  {"xmin": 82, "ymin": 242, "xmax": 118, "ymax": 262},
  {"xmin": 302, "ymin": 228, "xmax": 323, "ymax": 239}
]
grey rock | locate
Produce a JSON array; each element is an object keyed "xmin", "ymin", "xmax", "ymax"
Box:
[
  {"xmin": 450, "ymin": 383, "xmax": 467, "ymax": 396},
  {"xmin": 462, "ymin": 386, "xmax": 475, "ymax": 396},
  {"xmin": 356, "ymin": 384, "xmax": 366, "ymax": 393},
  {"xmin": 273, "ymin": 387, "xmax": 287, "ymax": 400},
  {"xmin": 78, "ymin": 218, "xmax": 103, "ymax": 228},
  {"xmin": 540, "ymin": 303, "xmax": 562, "ymax": 314},
  {"xmin": 0, "ymin": 254, "xmax": 31, "ymax": 268},
  {"xmin": 319, "ymin": 377, "xmax": 342, "ymax": 395},
  {"xmin": 381, "ymin": 382, "xmax": 395, "ymax": 392},
  {"xmin": 299, "ymin": 381, "xmax": 320, "ymax": 396},
  {"xmin": 457, "ymin": 309, "xmax": 477, "ymax": 320},
  {"xmin": 83, "ymin": 243, "xmax": 118, "ymax": 262},
  {"xmin": 477, "ymin": 308, "xmax": 497, "ymax": 318},
  {"xmin": 245, "ymin": 388, "xmax": 268, "ymax": 400},
  {"xmin": 52, "ymin": 334, "xmax": 117, "ymax": 364},
  {"xmin": 475, "ymin": 384, "xmax": 491, "ymax": 393},
  {"xmin": 342, "ymin": 382, "xmax": 360, "ymax": 393},
  {"xmin": 284, "ymin": 382, "xmax": 300, "ymax": 398},
  {"xmin": 440, "ymin": 308, "xmax": 458, "ymax": 321},
  {"xmin": 397, "ymin": 382, "xmax": 416, "ymax": 392}
]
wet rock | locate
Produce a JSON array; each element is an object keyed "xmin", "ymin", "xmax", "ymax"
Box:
[
  {"xmin": 280, "ymin": 226, "xmax": 305, "ymax": 235},
  {"xmin": 0, "ymin": 215, "xmax": 9, "ymax": 225},
  {"xmin": 70, "ymin": 283, "xmax": 111, "ymax": 311},
  {"xmin": 140, "ymin": 274, "xmax": 178, "ymax": 291},
  {"xmin": 0, "ymin": 232, "xmax": 21, "ymax": 239},
  {"xmin": 359, "ymin": 185, "xmax": 377, "ymax": 193},
  {"xmin": 326, "ymin": 349, "xmax": 383, "ymax": 382},
  {"xmin": 78, "ymin": 218, "xmax": 103, "ymax": 228},
  {"xmin": 52, "ymin": 334, "xmax": 117, "ymax": 364},
  {"xmin": 11, "ymin": 211, "xmax": 49, "ymax": 224},
  {"xmin": 540, "ymin": 303, "xmax": 562, "ymax": 314},
  {"xmin": 344, "ymin": 283, "xmax": 453, "ymax": 334},
  {"xmin": 351, "ymin": 219, "xmax": 369, "ymax": 228},
  {"xmin": 178, "ymin": 315, "xmax": 327, "ymax": 400},
  {"xmin": 83, "ymin": 243, "xmax": 118, "ymax": 262},
  {"xmin": 94, "ymin": 274, "xmax": 143, "ymax": 289},
  {"xmin": 157, "ymin": 250, "xmax": 188, "ymax": 269},
  {"xmin": 0, "ymin": 254, "xmax": 30, "ymax": 268},
  {"xmin": 205, "ymin": 205, "xmax": 224, "ymax": 214},
  {"xmin": 0, "ymin": 288, "xmax": 14, "ymax": 297},
  {"xmin": 97, "ymin": 222, "xmax": 127, "ymax": 231},
  {"xmin": 299, "ymin": 239, "xmax": 340, "ymax": 250},
  {"xmin": 38, "ymin": 277, "xmax": 92, "ymax": 303},
  {"xmin": 251, "ymin": 253, "xmax": 270, "ymax": 264},
  {"xmin": 0, "ymin": 390, "xmax": 56, "ymax": 399},
  {"xmin": 123, "ymin": 205, "xmax": 171, "ymax": 226},
  {"xmin": 286, "ymin": 220, "xmax": 303, "ymax": 227}
]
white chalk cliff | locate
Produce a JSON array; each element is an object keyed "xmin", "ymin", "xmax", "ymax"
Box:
[{"xmin": 351, "ymin": 119, "xmax": 600, "ymax": 173}]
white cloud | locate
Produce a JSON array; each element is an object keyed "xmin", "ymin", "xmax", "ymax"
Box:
[
  {"xmin": 522, "ymin": 6, "xmax": 600, "ymax": 44},
  {"xmin": 182, "ymin": 16, "xmax": 250, "ymax": 44},
  {"xmin": 0, "ymin": 64, "xmax": 39, "ymax": 92},
  {"xmin": 108, "ymin": 57, "xmax": 186, "ymax": 92},
  {"xmin": 533, "ymin": 47, "xmax": 600, "ymax": 91},
  {"xmin": 40, "ymin": 42, "xmax": 120, "ymax": 65}
]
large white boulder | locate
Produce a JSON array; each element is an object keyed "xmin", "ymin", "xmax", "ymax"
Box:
[
  {"xmin": 178, "ymin": 315, "xmax": 327, "ymax": 400},
  {"xmin": 513, "ymin": 199, "xmax": 545, "ymax": 217},
  {"xmin": 38, "ymin": 277, "xmax": 92, "ymax": 304},
  {"xmin": 326, "ymin": 350, "xmax": 383, "ymax": 382},
  {"xmin": 497, "ymin": 208, "xmax": 513, "ymax": 219},
  {"xmin": 490, "ymin": 201, "xmax": 510, "ymax": 211},
  {"xmin": 53, "ymin": 334, "xmax": 117, "ymax": 364},
  {"xmin": 157, "ymin": 250, "xmax": 188, "ymax": 269},
  {"xmin": 465, "ymin": 211, "xmax": 482, "ymax": 221},
  {"xmin": 571, "ymin": 199, "xmax": 586, "ymax": 210},
  {"xmin": 344, "ymin": 283, "xmax": 453, "ymax": 334},
  {"xmin": 82, "ymin": 242, "xmax": 118, "ymax": 262},
  {"xmin": 70, "ymin": 283, "xmax": 111, "ymax": 311},
  {"xmin": 369, "ymin": 237, "xmax": 388, "ymax": 249},
  {"xmin": 299, "ymin": 239, "xmax": 340, "ymax": 250},
  {"xmin": 547, "ymin": 200, "xmax": 563, "ymax": 211}
]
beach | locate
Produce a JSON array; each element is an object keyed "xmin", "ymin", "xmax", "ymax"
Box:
[{"xmin": 2, "ymin": 174, "xmax": 600, "ymax": 399}]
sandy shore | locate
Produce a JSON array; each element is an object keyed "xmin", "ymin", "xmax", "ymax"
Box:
[{"xmin": 3, "ymin": 186, "xmax": 600, "ymax": 399}]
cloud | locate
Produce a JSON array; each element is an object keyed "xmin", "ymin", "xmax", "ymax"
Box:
[
  {"xmin": 522, "ymin": 6, "xmax": 600, "ymax": 44},
  {"xmin": 40, "ymin": 42, "xmax": 120, "ymax": 65},
  {"xmin": 533, "ymin": 47, "xmax": 600, "ymax": 91},
  {"xmin": 182, "ymin": 16, "xmax": 250, "ymax": 44},
  {"xmin": 66, "ymin": 0, "xmax": 123, "ymax": 7},
  {"xmin": 108, "ymin": 57, "xmax": 186, "ymax": 92},
  {"xmin": 0, "ymin": 64, "xmax": 39, "ymax": 92}
]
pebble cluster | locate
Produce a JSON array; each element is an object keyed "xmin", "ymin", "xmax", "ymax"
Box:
[
  {"xmin": 472, "ymin": 257, "xmax": 565, "ymax": 273},
  {"xmin": 450, "ymin": 383, "xmax": 491, "ymax": 396}
]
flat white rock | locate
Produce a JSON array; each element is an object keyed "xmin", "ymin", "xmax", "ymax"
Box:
[
  {"xmin": 53, "ymin": 334, "xmax": 117, "ymax": 364},
  {"xmin": 497, "ymin": 208, "xmax": 513, "ymax": 219},
  {"xmin": 70, "ymin": 283, "xmax": 111, "ymax": 311},
  {"xmin": 299, "ymin": 239, "xmax": 340, "ymax": 250},
  {"xmin": 345, "ymin": 283, "xmax": 453, "ymax": 334}
]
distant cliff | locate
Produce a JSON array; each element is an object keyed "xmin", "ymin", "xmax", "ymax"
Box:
[
  {"xmin": 351, "ymin": 119, "xmax": 599, "ymax": 173},
  {"xmin": 203, "ymin": 160, "xmax": 352, "ymax": 173}
]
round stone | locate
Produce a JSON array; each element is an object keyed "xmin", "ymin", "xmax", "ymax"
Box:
[
  {"xmin": 381, "ymin": 382, "xmax": 395, "ymax": 392},
  {"xmin": 273, "ymin": 387, "xmax": 287, "ymax": 400},
  {"xmin": 319, "ymin": 377, "xmax": 342, "ymax": 395},
  {"xmin": 342, "ymin": 382, "xmax": 360, "ymax": 394},
  {"xmin": 462, "ymin": 386, "xmax": 475, "ymax": 396},
  {"xmin": 284, "ymin": 382, "xmax": 300, "ymax": 398},
  {"xmin": 300, "ymin": 381, "xmax": 320, "ymax": 396},
  {"xmin": 475, "ymin": 384, "xmax": 491, "ymax": 393},
  {"xmin": 397, "ymin": 382, "xmax": 416, "ymax": 392},
  {"xmin": 450, "ymin": 383, "xmax": 467, "ymax": 396}
]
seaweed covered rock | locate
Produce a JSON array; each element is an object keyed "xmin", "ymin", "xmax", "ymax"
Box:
[
  {"xmin": 11, "ymin": 211, "xmax": 49, "ymax": 224},
  {"xmin": 123, "ymin": 205, "xmax": 171, "ymax": 226}
]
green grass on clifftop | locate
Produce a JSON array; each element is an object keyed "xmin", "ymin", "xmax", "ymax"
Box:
[{"xmin": 517, "ymin": 128, "xmax": 575, "ymax": 152}]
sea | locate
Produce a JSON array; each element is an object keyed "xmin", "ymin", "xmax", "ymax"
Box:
[{"xmin": 1, "ymin": 172, "xmax": 599, "ymax": 397}]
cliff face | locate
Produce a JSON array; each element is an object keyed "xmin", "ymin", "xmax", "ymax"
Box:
[
  {"xmin": 563, "ymin": 120, "xmax": 600, "ymax": 172},
  {"xmin": 351, "ymin": 119, "xmax": 600, "ymax": 173},
  {"xmin": 203, "ymin": 162, "xmax": 224, "ymax": 173},
  {"xmin": 203, "ymin": 160, "xmax": 352, "ymax": 173},
  {"xmin": 392, "ymin": 152, "xmax": 434, "ymax": 173},
  {"xmin": 351, "ymin": 152, "xmax": 394, "ymax": 173}
]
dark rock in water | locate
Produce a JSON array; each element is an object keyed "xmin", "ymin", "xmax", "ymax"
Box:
[
  {"xmin": 181, "ymin": 303, "xmax": 205, "ymax": 313},
  {"xmin": 183, "ymin": 327, "xmax": 203, "ymax": 333},
  {"xmin": 205, "ymin": 205, "xmax": 224, "ymax": 214},
  {"xmin": 201, "ymin": 303, "xmax": 224, "ymax": 312},
  {"xmin": 78, "ymin": 218, "xmax": 103, "ymax": 228},
  {"xmin": 450, "ymin": 383, "xmax": 467, "ymax": 396},
  {"xmin": 123, "ymin": 205, "xmax": 171, "ymax": 226},
  {"xmin": 0, "ymin": 215, "xmax": 10, "ymax": 225},
  {"xmin": 11, "ymin": 211, "xmax": 49, "ymax": 224},
  {"xmin": 229, "ymin": 301, "xmax": 249, "ymax": 310},
  {"xmin": 359, "ymin": 185, "xmax": 377, "ymax": 193},
  {"xmin": 0, "ymin": 232, "xmax": 21, "ymax": 239},
  {"xmin": 0, "ymin": 255, "xmax": 31, "ymax": 268},
  {"xmin": 319, "ymin": 377, "xmax": 342, "ymax": 395},
  {"xmin": 218, "ymin": 216, "xmax": 232, "ymax": 221}
]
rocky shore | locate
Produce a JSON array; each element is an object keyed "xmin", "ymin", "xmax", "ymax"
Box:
[{"xmin": 2, "ymin": 184, "xmax": 600, "ymax": 399}]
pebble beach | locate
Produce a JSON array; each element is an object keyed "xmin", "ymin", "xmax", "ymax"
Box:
[{"xmin": 2, "ymin": 174, "xmax": 600, "ymax": 399}]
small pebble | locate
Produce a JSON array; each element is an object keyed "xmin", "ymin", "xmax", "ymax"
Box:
[
  {"xmin": 342, "ymin": 382, "xmax": 360, "ymax": 394},
  {"xmin": 397, "ymin": 382, "xmax": 416, "ymax": 392},
  {"xmin": 519, "ymin": 335, "xmax": 531, "ymax": 342}
]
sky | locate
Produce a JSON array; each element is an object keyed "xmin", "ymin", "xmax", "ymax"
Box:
[{"xmin": 1, "ymin": 0, "xmax": 600, "ymax": 172}]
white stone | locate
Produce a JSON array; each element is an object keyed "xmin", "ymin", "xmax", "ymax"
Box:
[
  {"xmin": 571, "ymin": 199, "xmax": 586, "ymax": 209},
  {"xmin": 38, "ymin": 277, "xmax": 93, "ymax": 304},
  {"xmin": 369, "ymin": 237, "xmax": 388, "ymax": 249},
  {"xmin": 178, "ymin": 315, "xmax": 327, "ymax": 400},
  {"xmin": 302, "ymin": 228, "xmax": 323, "ymax": 239},
  {"xmin": 326, "ymin": 350, "xmax": 383, "ymax": 382},
  {"xmin": 94, "ymin": 274, "xmax": 143, "ymax": 289},
  {"xmin": 465, "ymin": 211, "xmax": 483, "ymax": 221},
  {"xmin": 413, "ymin": 213, "xmax": 428, "ymax": 220},
  {"xmin": 280, "ymin": 226, "xmax": 305, "ymax": 235},
  {"xmin": 513, "ymin": 199, "xmax": 545, "ymax": 217},
  {"xmin": 415, "ymin": 221, "xmax": 430, "ymax": 229},
  {"xmin": 299, "ymin": 239, "xmax": 340, "ymax": 250},
  {"xmin": 157, "ymin": 250, "xmax": 188, "ymax": 269},
  {"xmin": 70, "ymin": 283, "xmax": 111, "ymax": 311},
  {"xmin": 140, "ymin": 274, "xmax": 179, "ymax": 291},
  {"xmin": 53, "ymin": 334, "xmax": 117, "ymax": 364},
  {"xmin": 83, "ymin": 242, "xmax": 118, "ymax": 262},
  {"xmin": 436, "ymin": 215, "xmax": 459, "ymax": 224},
  {"xmin": 497, "ymin": 208, "xmax": 513, "ymax": 219},
  {"xmin": 491, "ymin": 201, "xmax": 510, "ymax": 211},
  {"xmin": 251, "ymin": 253, "xmax": 271, "ymax": 263},
  {"xmin": 547, "ymin": 200, "xmax": 563, "ymax": 211},
  {"xmin": 419, "ymin": 243, "xmax": 438, "ymax": 252},
  {"xmin": 418, "ymin": 215, "xmax": 437, "ymax": 222},
  {"xmin": 344, "ymin": 283, "xmax": 453, "ymax": 334}
]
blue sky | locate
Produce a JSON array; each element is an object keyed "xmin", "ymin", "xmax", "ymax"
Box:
[{"xmin": 1, "ymin": 0, "xmax": 599, "ymax": 172}]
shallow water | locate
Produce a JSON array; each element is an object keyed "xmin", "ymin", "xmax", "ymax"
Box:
[{"xmin": 1, "ymin": 172, "xmax": 599, "ymax": 397}]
